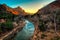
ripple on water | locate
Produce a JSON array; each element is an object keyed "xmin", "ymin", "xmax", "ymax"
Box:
[{"xmin": 14, "ymin": 20, "xmax": 35, "ymax": 40}]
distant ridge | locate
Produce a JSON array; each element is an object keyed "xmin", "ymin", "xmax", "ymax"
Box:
[
  {"xmin": 0, "ymin": 4, "xmax": 26, "ymax": 15},
  {"xmin": 37, "ymin": 0, "xmax": 60, "ymax": 14}
]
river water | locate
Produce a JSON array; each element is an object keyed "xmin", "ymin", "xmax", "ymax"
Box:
[{"xmin": 14, "ymin": 20, "xmax": 35, "ymax": 40}]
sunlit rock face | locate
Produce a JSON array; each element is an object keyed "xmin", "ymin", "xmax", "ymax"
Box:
[{"xmin": 14, "ymin": 20, "xmax": 35, "ymax": 40}]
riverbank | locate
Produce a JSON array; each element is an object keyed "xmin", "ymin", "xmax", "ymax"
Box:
[{"xmin": 0, "ymin": 21, "xmax": 25, "ymax": 40}]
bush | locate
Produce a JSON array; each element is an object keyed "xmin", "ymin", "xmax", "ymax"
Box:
[
  {"xmin": 41, "ymin": 34, "xmax": 47, "ymax": 39},
  {"xmin": 0, "ymin": 23, "xmax": 2, "ymax": 33},
  {"xmin": 0, "ymin": 12, "xmax": 17, "ymax": 20},
  {"xmin": 1, "ymin": 21, "xmax": 13, "ymax": 31},
  {"xmin": 38, "ymin": 21, "xmax": 46, "ymax": 32},
  {"xmin": 0, "ymin": 27, "xmax": 2, "ymax": 33}
]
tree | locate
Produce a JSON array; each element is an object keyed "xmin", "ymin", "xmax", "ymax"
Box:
[
  {"xmin": 0, "ymin": 12, "xmax": 17, "ymax": 21},
  {"xmin": 53, "ymin": 9, "xmax": 60, "ymax": 36},
  {"xmin": 1, "ymin": 21, "xmax": 13, "ymax": 32},
  {"xmin": 0, "ymin": 23, "xmax": 2, "ymax": 33},
  {"xmin": 38, "ymin": 20, "xmax": 46, "ymax": 32}
]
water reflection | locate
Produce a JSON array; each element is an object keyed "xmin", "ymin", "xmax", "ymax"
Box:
[{"xmin": 14, "ymin": 20, "xmax": 35, "ymax": 40}]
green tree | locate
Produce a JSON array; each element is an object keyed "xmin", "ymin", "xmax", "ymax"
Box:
[
  {"xmin": 38, "ymin": 20, "xmax": 46, "ymax": 32},
  {"xmin": 1, "ymin": 21, "xmax": 13, "ymax": 31},
  {"xmin": 0, "ymin": 12, "xmax": 17, "ymax": 20}
]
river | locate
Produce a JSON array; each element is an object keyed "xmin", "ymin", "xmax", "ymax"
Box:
[{"xmin": 14, "ymin": 20, "xmax": 35, "ymax": 40}]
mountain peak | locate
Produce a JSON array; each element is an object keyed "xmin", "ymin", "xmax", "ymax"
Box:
[
  {"xmin": 0, "ymin": 4, "xmax": 26, "ymax": 15},
  {"xmin": 14, "ymin": 6, "xmax": 26, "ymax": 15},
  {"xmin": 15, "ymin": 6, "xmax": 23, "ymax": 10},
  {"xmin": 0, "ymin": 4, "xmax": 6, "ymax": 6},
  {"xmin": 0, "ymin": 4, "xmax": 9, "ymax": 11},
  {"xmin": 0, "ymin": 4, "xmax": 7, "ymax": 7},
  {"xmin": 17, "ymin": 6, "xmax": 21, "ymax": 8}
]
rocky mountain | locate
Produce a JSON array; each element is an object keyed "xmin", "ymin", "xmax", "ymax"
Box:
[
  {"xmin": 0, "ymin": 4, "xmax": 26, "ymax": 15},
  {"xmin": 30, "ymin": 0, "xmax": 60, "ymax": 40}
]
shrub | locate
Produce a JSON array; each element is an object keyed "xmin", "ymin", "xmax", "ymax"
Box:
[
  {"xmin": 0, "ymin": 23, "xmax": 2, "ymax": 33},
  {"xmin": 38, "ymin": 21, "xmax": 46, "ymax": 32},
  {"xmin": 1, "ymin": 21, "xmax": 13, "ymax": 31},
  {"xmin": 41, "ymin": 34, "xmax": 47, "ymax": 39},
  {"xmin": 0, "ymin": 27, "xmax": 2, "ymax": 33}
]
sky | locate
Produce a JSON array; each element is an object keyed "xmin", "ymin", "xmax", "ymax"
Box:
[{"xmin": 0, "ymin": 0, "xmax": 55, "ymax": 14}]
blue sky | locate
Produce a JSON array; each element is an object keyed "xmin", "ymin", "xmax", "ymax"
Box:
[{"xmin": 0, "ymin": 0, "xmax": 55, "ymax": 13}]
